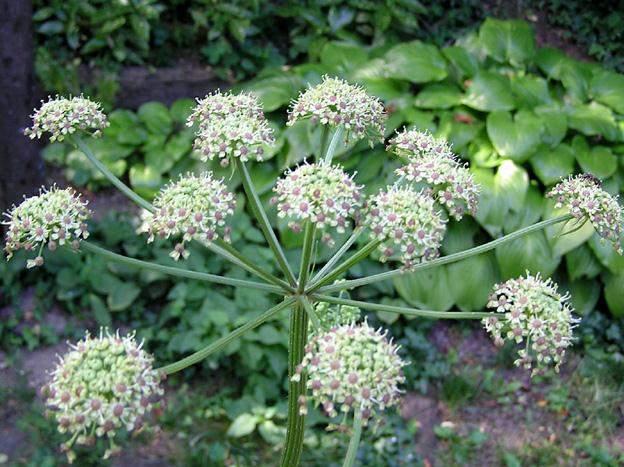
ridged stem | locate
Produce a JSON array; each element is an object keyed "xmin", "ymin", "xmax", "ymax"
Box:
[{"xmin": 342, "ymin": 411, "xmax": 363, "ymax": 467}]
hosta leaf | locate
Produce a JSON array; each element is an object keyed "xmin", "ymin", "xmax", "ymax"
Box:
[
  {"xmin": 414, "ymin": 83, "xmax": 463, "ymax": 109},
  {"xmin": 448, "ymin": 253, "xmax": 498, "ymax": 311},
  {"xmin": 574, "ymin": 139, "xmax": 617, "ymax": 179},
  {"xmin": 567, "ymin": 279, "xmax": 600, "ymax": 315},
  {"xmin": 495, "ymin": 231, "xmax": 560, "ymax": 279},
  {"xmin": 510, "ymin": 74, "xmax": 552, "ymax": 108},
  {"xmin": 442, "ymin": 46, "xmax": 479, "ymax": 79},
  {"xmin": 393, "ymin": 267, "xmax": 454, "ymax": 311},
  {"xmin": 138, "ymin": 102, "xmax": 172, "ymax": 135},
  {"xmin": 478, "ymin": 18, "xmax": 536, "ymax": 66},
  {"xmin": 486, "ymin": 110, "xmax": 542, "ymax": 161},
  {"xmin": 530, "ymin": 143, "xmax": 575, "ymax": 186},
  {"xmin": 533, "ymin": 105, "xmax": 567, "ymax": 147},
  {"xmin": 567, "ymin": 102, "xmax": 620, "ymax": 141},
  {"xmin": 590, "ymin": 69, "xmax": 624, "ymax": 114},
  {"xmin": 565, "ymin": 244, "xmax": 602, "ymax": 281},
  {"xmin": 382, "ymin": 41, "xmax": 447, "ymax": 83},
  {"xmin": 462, "ymin": 71, "xmax": 515, "ymax": 112},
  {"xmin": 243, "ymin": 74, "xmax": 303, "ymax": 112},
  {"xmin": 604, "ymin": 273, "xmax": 624, "ymax": 318}
]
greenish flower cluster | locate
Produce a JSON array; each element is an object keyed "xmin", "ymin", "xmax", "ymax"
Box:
[
  {"xmin": 392, "ymin": 130, "xmax": 479, "ymax": 220},
  {"xmin": 42, "ymin": 329, "xmax": 164, "ymax": 463},
  {"xmin": 288, "ymin": 76, "xmax": 386, "ymax": 145},
  {"xmin": 139, "ymin": 173, "xmax": 236, "ymax": 260},
  {"xmin": 483, "ymin": 273, "xmax": 578, "ymax": 375},
  {"xmin": 365, "ymin": 186, "xmax": 446, "ymax": 269},
  {"xmin": 293, "ymin": 321, "xmax": 406, "ymax": 423},
  {"xmin": 314, "ymin": 301, "xmax": 361, "ymax": 333},
  {"xmin": 3, "ymin": 186, "xmax": 90, "ymax": 268},
  {"xmin": 187, "ymin": 90, "xmax": 275, "ymax": 166},
  {"xmin": 273, "ymin": 163, "xmax": 363, "ymax": 245},
  {"xmin": 24, "ymin": 95, "xmax": 108, "ymax": 142},
  {"xmin": 547, "ymin": 174, "xmax": 623, "ymax": 254}
]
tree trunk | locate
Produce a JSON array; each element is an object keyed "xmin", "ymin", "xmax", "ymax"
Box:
[{"xmin": 0, "ymin": 0, "xmax": 43, "ymax": 213}]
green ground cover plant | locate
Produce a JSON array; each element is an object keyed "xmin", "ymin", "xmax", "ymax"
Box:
[
  {"xmin": 43, "ymin": 19, "xmax": 624, "ymax": 320},
  {"xmin": 7, "ymin": 60, "xmax": 622, "ymax": 465}
]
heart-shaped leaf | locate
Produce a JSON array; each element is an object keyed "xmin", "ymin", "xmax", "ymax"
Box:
[
  {"xmin": 567, "ymin": 102, "xmax": 620, "ymax": 141},
  {"xmin": 487, "ymin": 110, "xmax": 543, "ymax": 161},
  {"xmin": 590, "ymin": 69, "xmax": 624, "ymax": 114},
  {"xmin": 478, "ymin": 18, "xmax": 536, "ymax": 66},
  {"xmin": 382, "ymin": 41, "xmax": 448, "ymax": 83},
  {"xmin": 463, "ymin": 71, "xmax": 515, "ymax": 111},
  {"xmin": 414, "ymin": 83, "xmax": 463, "ymax": 109},
  {"xmin": 530, "ymin": 143, "xmax": 575, "ymax": 186}
]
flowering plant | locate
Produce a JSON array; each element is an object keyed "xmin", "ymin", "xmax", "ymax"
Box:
[{"xmin": 6, "ymin": 78, "xmax": 622, "ymax": 465}]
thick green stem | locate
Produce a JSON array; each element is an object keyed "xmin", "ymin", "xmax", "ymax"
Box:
[
  {"xmin": 320, "ymin": 214, "xmax": 574, "ymax": 294},
  {"xmin": 309, "ymin": 227, "xmax": 363, "ymax": 285},
  {"xmin": 235, "ymin": 158, "xmax": 298, "ymax": 286},
  {"xmin": 307, "ymin": 240, "xmax": 380, "ymax": 293},
  {"xmin": 312, "ymin": 294, "xmax": 492, "ymax": 319},
  {"xmin": 297, "ymin": 222, "xmax": 316, "ymax": 293},
  {"xmin": 159, "ymin": 297, "xmax": 296, "ymax": 374},
  {"xmin": 80, "ymin": 241, "xmax": 284, "ymax": 294},
  {"xmin": 280, "ymin": 303, "xmax": 309, "ymax": 467},
  {"xmin": 71, "ymin": 135, "xmax": 155, "ymax": 213},
  {"xmin": 324, "ymin": 126, "xmax": 344, "ymax": 164},
  {"xmin": 343, "ymin": 411, "xmax": 363, "ymax": 467},
  {"xmin": 212, "ymin": 239, "xmax": 293, "ymax": 292}
]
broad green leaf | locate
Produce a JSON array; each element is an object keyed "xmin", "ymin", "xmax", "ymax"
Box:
[
  {"xmin": 448, "ymin": 253, "xmax": 498, "ymax": 311},
  {"xmin": 243, "ymin": 74, "xmax": 303, "ymax": 112},
  {"xmin": 382, "ymin": 41, "xmax": 447, "ymax": 83},
  {"xmin": 590, "ymin": 69, "xmax": 624, "ymax": 114},
  {"xmin": 486, "ymin": 110, "xmax": 542, "ymax": 161},
  {"xmin": 137, "ymin": 102, "xmax": 172, "ymax": 135},
  {"xmin": 478, "ymin": 18, "xmax": 536, "ymax": 66},
  {"xmin": 89, "ymin": 294, "xmax": 112, "ymax": 326},
  {"xmin": 503, "ymin": 183, "xmax": 543, "ymax": 232},
  {"xmin": 320, "ymin": 41, "xmax": 368, "ymax": 71},
  {"xmin": 436, "ymin": 111, "xmax": 483, "ymax": 151},
  {"xmin": 462, "ymin": 71, "xmax": 515, "ymax": 112},
  {"xmin": 495, "ymin": 231, "xmax": 560, "ymax": 279},
  {"xmin": 393, "ymin": 267, "xmax": 454, "ymax": 311},
  {"xmin": 495, "ymin": 160, "xmax": 529, "ymax": 213},
  {"xmin": 107, "ymin": 282, "xmax": 141, "ymax": 312},
  {"xmin": 442, "ymin": 46, "xmax": 479, "ymax": 79},
  {"xmin": 567, "ymin": 102, "xmax": 620, "ymax": 141},
  {"xmin": 533, "ymin": 105, "xmax": 567, "ymax": 147},
  {"xmin": 565, "ymin": 244, "xmax": 602, "ymax": 280},
  {"xmin": 129, "ymin": 164, "xmax": 163, "ymax": 199},
  {"xmin": 510, "ymin": 75, "xmax": 552, "ymax": 107},
  {"xmin": 414, "ymin": 83, "xmax": 463, "ymax": 109},
  {"xmin": 536, "ymin": 48, "xmax": 593, "ymax": 101},
  {"xmin": 467, "ymin": 136, "xmax": 500, "ymax": 168},
  {"xmin": 588, "ymin": 233, "xmax": 624, "ymax": 274},
  {"xmin": 547, "ymin": 215, "xmax": 594, "ymax": 256},
  {"xmin": 530, "ymin": 144, "xmax": 575, "ymax": 186},
  {"xmin": 170, "ymin": 98, "xmax": 195, "ymax": 124},
  {"xmin": 568, "ymin": 279, "xmax": 600, "ymax": 315},
  {"xmin": 227, "ymin": 413, "xmax": 259, "ymax": 438},
  {"xmin": 575, "ymin": 140, "xmax": 617, "ymax": 178},
  {"xmin": 145, "ymin": 148, "xmax": 174, "ymax": 174},
  {"xmin": 604, "ymin": 273, "xmax": 624, "ymax": 317}
]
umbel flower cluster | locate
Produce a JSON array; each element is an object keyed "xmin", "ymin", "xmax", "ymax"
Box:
[
  {"xmin": 24, "ymin": 95, "xmax": 108, "ymax": 142},
  {"xmin": 187, "ymin": 90, "xmax": 275, "ymax": 166},
  {"xmin": 273, "ymin": 162, "xmax": 362, "ymax": 243},
  {"xmin": 547, "ymin": 174, "xmax": 623, "ymax": 254},
  {"xmin": 365, "ymin": 186, "xmax": 446, "ymax": 268},
  {"xmin": 483, "ymin": 273, "xmax": 578, "ymax": 374},
  {"xmin": 288, "ymin": 76, "xmax": 386, "ymax": 145},
  {"xmin": 293, "ymin": 321, "xmax": 406, "ymax": 422},
  {"xmin": 314, "ymin": 300, "xmax": 361, "ymax": 333},
  {"xmin": 42, "ymin": 330, "xmax": 164, "ymax": 463},
  {"xmin": 139, "ymin": 173, "xmax": 236, "ymax": 260},
  {"xmin": 390, "ymin": 130, "xmax": 479, "ymax": 220},
  {"xmin": 3, "ymin": 186, "xmax": 90, "ymax": 268}
]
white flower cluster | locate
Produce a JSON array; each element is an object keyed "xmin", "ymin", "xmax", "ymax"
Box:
[
  {"xmin": 42, "ymin": 329, "xmax": 164, "ymax": 463},
  {"xmin": 364, "ymin": 186, "xmax": 446, "ymax": 269},
  {"xmin": 315, "ymin": 301, "xmax": 361, "ymax": 333},
  {"xmin": 187, "ymin": 91, "xmax": 275, "ymax": 166},
  {"xmin": 139, "ymin": 173, "xmax": 236, "ymax": 260},
  {"xmin": 547, "ymin": 174, "xmax": 623, "ymax": 254},
  {"xmin": 273, "ymin": 163, "xmax": 362, "ymax": 244},
  {"xmin": 390, "ymin": 130, "xmax": 479, "ymax": 220},
  {"xmin": 24, "ymin": 95, "xmax": 108, "ymax": 142},
  {"xmin": 293, "ymin": 321, "xmax": 405, "ymax": 422},
  {"xmin": 483, "ymin": 273, "xmax": 578, "ymax": 374},
  {"xmin": 288, "ymin": 76, "xmax": 386, "ymax": 145},
  {"xmin": 3, "ymin": 186, "xmax": 90, "ymax": 268}
]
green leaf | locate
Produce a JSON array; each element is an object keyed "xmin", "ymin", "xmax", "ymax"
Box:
[
  {"xmin": 590, "ymin": 69, "xmax": 624, "ymax": 114},
  {"xmin": 138, "ymin": 102, "xmax": 172, "ymax": 135},
  {"xmin": 536, "ymin": 48, "xmax": 593, "ymax": 101},
  {"xmin": 566, "ymin": 244, "xmax": 602, "ymax": 280},
  {"xmin": 442, "ymin": 46, "xmax": 479, "ymax": 79},
  {"xmin": 530, "ymin": 143, "xmax": 575, "ymax": 186},
  {"xmin": 170, "ymin": 98, "xmax": 195, "ymax": 124},
  {"xmin": 462, "ymin": 71, "xmax": 515, "ymax": 112},
  {"xmin": 414, "ymin": 83, "xmax": 463, "ymax": 109},
  {"xmin": 567, "ymin": 102, "xmax": 620, "ymax": 141},
  {"xmin": 588, "ymin": 233, "xmax": 624, "ymax": 274},
  {"xmin": 568, "ymin": 279, "xmax": 600, "ymax": 315},
  {"xmin": 495, "ymin": 231, "xmax": 560, "ymax": 279},
  {"xmin": 574, "ymin": 138, "xmax": 617, "ymax": 178},
  {"xmin": 486, "ymin": 110, "xmax": 542, "ymax": 162},
  {"xmin": 89, "ymin": 294, "xmax": 112, "ymax": 326},
  {"xmin": 510, "ymin": 75, "xmax": 552, "ymax": 108},
  {"xmin": 436, "ymin": 111, "xmax": 483, "ymax": 151},
  {"xmin": 533, "ymin": 105, "xmax": 568, "ymax": 147},
  {"xmin": 448, "ymin": 253, "xmax": 498, "ymax": 311},
  {"xmin": 604, "ymin": 273, "xmax": 624, "ymax": 317},
  {"xmin": 107, "ymin": 282, "xmax": 141, "ymax": 312},
  {"xmin": 503, "ymin": 184, "xmax": 543, "ymax": 232},
  {"xmin": 226, "ymin": 413, "xmax": 259, "ymax": 438},
  {"xmin": 547, "ymin": 215, "xmax": 594, "ymax": 256},
  {"xmin": 129, "ymin": 164, "xmax": 163, "ymax": 199},
  {"xmin": 243, "ymin": 74, "xmax": 303, "ymax": 112},
  {"xmin": 478, "ymin": 19, "xmax": 536, "ymax": 66},
  {"xmin": 320, "ymin": 41, "xmax": 368, "ymax": 71},
  {"xmin": 393, "ymin": 267, "xmax": 454, "ymax": 311},
  {"xmin": 382, "ymin": 41, "xmax": 447, "ymax": 83}
]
